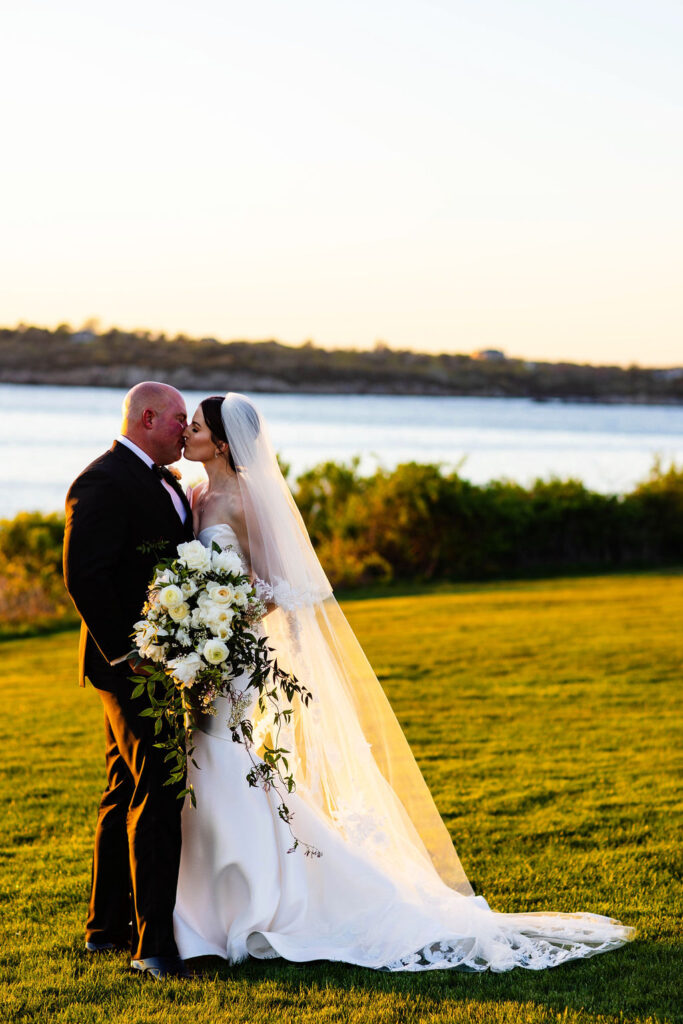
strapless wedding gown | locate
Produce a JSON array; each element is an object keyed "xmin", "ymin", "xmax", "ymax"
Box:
[{"xmin": 173, "ymin": 524, "xmax": 634, "ymax": 972}]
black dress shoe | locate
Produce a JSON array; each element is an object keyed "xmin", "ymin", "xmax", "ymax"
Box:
[
  {"xmin": 130, "ymin": 956, "xmax": 191, "ymax": 980},
  {"xmin": 85, "ymin": 940, "xmax": 127, "ymax": 953}
]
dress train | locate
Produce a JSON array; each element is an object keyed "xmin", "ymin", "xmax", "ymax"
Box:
[{"xmin": 173, "ymin": 525, "xmax": 634, "ymax": 973}]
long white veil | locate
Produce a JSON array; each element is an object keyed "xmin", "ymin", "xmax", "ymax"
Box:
[{"xmin": 221, "ymin": 392, "xmax": 473, "ymax": 895}]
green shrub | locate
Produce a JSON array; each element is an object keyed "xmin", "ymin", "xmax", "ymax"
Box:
[
  {"xmin": 0, "ymin": 511, "xmax": 76, "ymax": 636},
  {"xmin": 289, "ymin": 459, "xmax": 683, "ymax": 585},
  {"xmin": 2, "ymin": 461, "xmax": 681, "ymax": 631}
]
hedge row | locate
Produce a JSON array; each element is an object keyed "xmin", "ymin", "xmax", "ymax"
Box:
[{"xmin": 1, "ymin": 460, "xmax": 680, "ymax": 632}]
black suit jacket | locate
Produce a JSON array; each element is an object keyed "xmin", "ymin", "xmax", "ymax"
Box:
[{"xmin": 63, "ymin": 441, "xmax": 194, "ymax": 689}]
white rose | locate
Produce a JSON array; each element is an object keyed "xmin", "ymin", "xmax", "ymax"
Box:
[
  {"xmin": 196, "ymin": 591, "xmax": 215, "ymax": 613},
  {"xmin": 206, "ymin": 580, "xmax": 236, "ymax": 604},
  {"xmin": 206, "ymin": 606, "xmax": 235, "ymax": 631},
  {"xmin": 211, "ymin": 622, "xmax": 234, "ymax": 641},
  {"xmin": 167, "ymin": 601, "xmax": 191, "ymax": 623},
  {"xmin": 159, "ymin": 584, "xmax": 183, "ymax": 609},
  {"xmin": 175, "ymin": 627, "xmax": 191, "ymax": 646},
  {"xmin": 211, "ymin": 547, "xmax": 243, "ymax": 574},
  {"xmin": 167, "ymin": 651, "xmax": 204, "ymax": 686},
  {"xmin": 233, "ymin": 585, "xmax": 250, "ymax": 608},
  {"xmin": 139, "ymin": 640, "xmax": 168, "ymax": 662},
  {"xmin": 203, "ymin": 639, "xmax": 229, "ymax": 664},
  {"xmin": 181, "ymin": 578, "xmax": 198, "ymax": 598},
  {"xmin": 196, "ymin": 598, "xmax": 221, "ymax": 624},
  {"xmin": 177, "ymin": 540, "xmax": 212, "ymax": 573}
]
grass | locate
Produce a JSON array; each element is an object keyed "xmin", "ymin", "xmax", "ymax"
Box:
[{"xmin": 0, "ymin": 572, "xmax": 681, "ymax": 1024}]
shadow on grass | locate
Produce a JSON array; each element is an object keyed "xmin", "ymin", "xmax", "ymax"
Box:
[{"xmin": 179, "ymin": 939, "xmax": 679, "ymax": 1022}]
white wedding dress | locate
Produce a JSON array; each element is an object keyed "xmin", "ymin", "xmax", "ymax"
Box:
[{"xmin": 173, "ymin": 523, "xmax": 634, "ymax": 972}]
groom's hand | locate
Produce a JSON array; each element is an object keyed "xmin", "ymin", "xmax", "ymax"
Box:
[{"xmin": 128, "ymin": 656, "xmax": 156, "ymax": 677}]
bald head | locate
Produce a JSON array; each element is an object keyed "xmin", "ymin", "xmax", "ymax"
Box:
[
  {"xmin": 122, "ymin": 382, "xmax": 183, "ymax": 431},
  {"xmin": 121, "ymin": 381, "xmax": 187, "ymax": 466}
]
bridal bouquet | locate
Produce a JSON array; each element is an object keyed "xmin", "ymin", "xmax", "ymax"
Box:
[{"xmin": 130, "ymin": 539, "xmax": 315, "ymax": 852}]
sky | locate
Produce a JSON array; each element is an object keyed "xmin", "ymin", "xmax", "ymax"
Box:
[{"xmin": 1, "ymin": 0, "xmax": 682, "ymax": 366}]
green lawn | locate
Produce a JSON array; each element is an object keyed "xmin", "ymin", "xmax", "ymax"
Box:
[{"xmin": 1, "ymin": 573, "xmax": 681, "ymax": 1024}]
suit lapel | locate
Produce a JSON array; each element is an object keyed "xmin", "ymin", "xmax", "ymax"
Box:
[
  {"xmin": 110, "ymin": 441, "xmax": 192, "ymax": 533},
  {"xmin": 111, "ymin": 441, "xmax": 160, "ymax": 495}
]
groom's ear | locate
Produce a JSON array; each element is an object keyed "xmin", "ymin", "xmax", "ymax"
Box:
[{"xmin": 141, "ymin": 408, "xmax": 156, "ymax": 429}]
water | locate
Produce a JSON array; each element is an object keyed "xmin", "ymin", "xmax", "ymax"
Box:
[{"xmin": 2, "ymin": 384, "xmax": 682, "ymax": 518}]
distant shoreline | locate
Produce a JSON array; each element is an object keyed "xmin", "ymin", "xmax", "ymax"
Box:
[
  {"xmin": 2, "ymin": 373, "xmax": 682, "ymax": 406},
  {"xmin": 2, "ymin": 326, "xmax": 682, "ymax": 405}
]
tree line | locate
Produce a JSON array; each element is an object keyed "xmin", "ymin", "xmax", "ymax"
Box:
[{"xmin": 1, "ymin": 324, "xmax": 682, "ymax": 401}]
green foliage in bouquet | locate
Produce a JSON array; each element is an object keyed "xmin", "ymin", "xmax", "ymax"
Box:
[{"xmin": 129, "ymin": 539, "xmax": 318, "ymax": 856}]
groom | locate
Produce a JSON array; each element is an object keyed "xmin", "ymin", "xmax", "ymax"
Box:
[{"xmin": 63, "ymin": 381, "xmax": 194, "ymax": 979}]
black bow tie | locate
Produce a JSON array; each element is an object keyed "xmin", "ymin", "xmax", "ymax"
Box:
[{"xmin": 152, "ymin": 463, "xmax": 181, "ymax": 488}]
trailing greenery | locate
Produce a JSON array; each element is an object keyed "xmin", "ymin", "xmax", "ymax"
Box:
[
  {"xmin": 1, "ymin": 322, "xmax": 682, "ymax": 400},
  {"xmin": 2, "ymin": 461, "xmax": 682, "ymax": 634},
  {"xmin": 130, "ymin": 542, "xmax": 316, "ymax": 855},
  {"xmin": 0, "ymin": 574, "xmax": 680, "ymax": 1023}
]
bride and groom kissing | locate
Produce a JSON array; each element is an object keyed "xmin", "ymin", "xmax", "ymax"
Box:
[{"xmin": 63, "ymin": 381, "xmax": 634, "ymax": 981}]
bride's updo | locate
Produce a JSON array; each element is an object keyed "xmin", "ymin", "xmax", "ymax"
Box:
[{"xmin": 200, "ymin": 394, "xmax": 261, "ymax": 471}]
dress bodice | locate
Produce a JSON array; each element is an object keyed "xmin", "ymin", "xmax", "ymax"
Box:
[{"xmin": 198, "ymin": 523, "xmax": 246, "ymax": 569}]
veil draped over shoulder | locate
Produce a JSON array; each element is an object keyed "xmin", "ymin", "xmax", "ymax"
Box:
[{"xmin": 220, "ymin": 392, "xmax": 473, "ymax": 895}]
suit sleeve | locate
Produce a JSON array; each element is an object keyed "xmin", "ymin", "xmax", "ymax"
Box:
[{"xmin": 63, "ymin": 468, "xmax": 136, "ymax": 664}]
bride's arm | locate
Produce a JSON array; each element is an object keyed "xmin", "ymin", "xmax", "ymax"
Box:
[
  {"xmin": 224, "ymin": 519, "xmax": 278, "ymax": 615},
  {"xmin": 187, "ymin": 482, "xmax": 205, "ymax": 536}
]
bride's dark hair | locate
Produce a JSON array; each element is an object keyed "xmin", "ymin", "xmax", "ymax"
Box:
[
  {"xmin": 200, "ymin": 396, "xmax": 236, "ymax": 472},
  {"xmin": 200, "ymin": 394, "xmax": 261, "ymax": 471}
]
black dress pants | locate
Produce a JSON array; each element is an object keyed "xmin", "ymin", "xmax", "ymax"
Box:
[{"xmin": 85, "ymin": 667, "xmax": 184, "ymax": 960}]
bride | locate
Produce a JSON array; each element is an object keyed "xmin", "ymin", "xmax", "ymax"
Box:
[{"xmin": 174, "ymin": 391, "xmax": 634, "ymax": 972}]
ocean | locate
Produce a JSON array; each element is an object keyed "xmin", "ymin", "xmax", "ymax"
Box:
[{"xmin": 2, "ymin": 384, "xmax": 682, "ymax": 517}]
